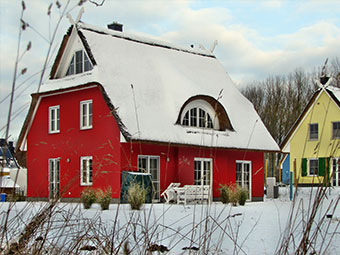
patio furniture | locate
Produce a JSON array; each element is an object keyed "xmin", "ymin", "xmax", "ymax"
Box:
[
  {"xmin": 161, "ymin": 183, "xmax": 181, "ymax": 203},
  {"xmin": 176, "ymin": 185, "xmax": 210, "ymax": 205}
]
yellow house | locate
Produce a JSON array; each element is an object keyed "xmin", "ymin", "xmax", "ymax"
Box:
[{"xmin": 281, "ymin": 82, "xmax": 340, "ymax": 186}]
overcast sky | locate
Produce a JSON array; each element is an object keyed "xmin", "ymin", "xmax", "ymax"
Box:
[{"xmin": 1, "ymin": 0, "xmax": 340, "ymax": 142}]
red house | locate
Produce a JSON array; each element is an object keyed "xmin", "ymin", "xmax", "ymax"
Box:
[{"xmin": 17, "ymin": 21, "xmax": 279, "ymax": 202}]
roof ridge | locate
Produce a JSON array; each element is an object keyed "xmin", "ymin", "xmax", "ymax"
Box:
[{"xmin": 77, "ymin": 22, "xmax": 215, "ymax": 58}]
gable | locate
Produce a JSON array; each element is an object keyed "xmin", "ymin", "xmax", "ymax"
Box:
[
  {"xmin": 281, "ymin": 86, "xmax": 340, "ymax": 153},
  {"xmin": 50, "ymin": 26, "xmax": 95, "ymax": 79}
]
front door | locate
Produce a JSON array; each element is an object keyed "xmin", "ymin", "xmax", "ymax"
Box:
[
  {"xmin": 236, "ymin": 161, "xmax": 251, "ymax": 200},
  {"xmin": 332, "ymin": 158, "xmax": 340, "ymax": 187},
  {"xmin": 49, "ymin": 158, "xmax": 60, "ymax": 200},
  {"xmin": 194, "ymin": 158, "xmax": 212, "ymax": 201},
  {"xmin": 138, "ymin": 155, "xmax": 160, "ymax": 202},
  {"xmin": 194, "ymin": 158, "xmax": 212, "ymax": 186}
]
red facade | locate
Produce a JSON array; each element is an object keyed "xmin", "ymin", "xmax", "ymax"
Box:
[{"xmin": 26, "ymin": 86, "xmax": 265, "ymax": 201}]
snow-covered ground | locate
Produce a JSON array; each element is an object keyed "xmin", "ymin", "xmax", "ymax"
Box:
[{"xmin": 1, "ymin": 187, "xmax": 340, "ymax": 254}]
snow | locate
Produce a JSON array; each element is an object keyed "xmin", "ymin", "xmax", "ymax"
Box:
[
  {"xmin": 327, "ymin": 85, "xmax": 340, "ymax": 102},
  {"xmin": 41, "ymin": 22, "xmax": 280, "ymax": 151},
  {"xmin": 0, "ymin": 175, "xmax": 20, "ymax": 188},
  {"xmin": 1, "ymin": 187, "xmax": 339, "ymax": 254}
]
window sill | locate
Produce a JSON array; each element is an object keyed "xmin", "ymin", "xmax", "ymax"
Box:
[
  {"xmin": 80, "ymin": 183, "xmax": 93, "ymax": 186},
  {"xmin": 49, "ymin": 131, "xmax": 60, "ymax": 134},
  {"xmin": 80, "ymin": 126, "xmax": 93, "ymax": 131}
]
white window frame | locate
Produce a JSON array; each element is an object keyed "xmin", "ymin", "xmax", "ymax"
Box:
[
  {"xmin": 181, "ymin": 99, "xmax": 219, "ymax": 130},
  {"xmin": 80, "ymin": 156, "xmax": 93, "ymax": 186},
  {"xmin": 80, "ymin": 100, "xmax": 93, "ymax": 130},
  {"xmin": 236, "ymin": 160, "xmax": 252, "ymax": 200},
  {"xmin": 49, "ymin": 158, "xmax": 60, "ymax": 200},
  {"xmin": 332, "ymin": 121, "xmax": 340, "ymax": 139},
  {"xmin": 49, "ymin": 105, "xmax": 60, "ymax": 134},
  {"xmin": 138, "ymin": 155, "xmax": 160, "ymax": 202},
  {"xmin": 66, "ymin": 50, "xmax": 93, "ymax": 76},
  {"xmin": 309, "ymin": 123, "xmax": 318, "ymax": 140},
  {"xmin": 332, "ymin": 158, "xmax": 340, "ymax": 187},
  {"xmin": 308, "ymin": 158, "xmax": 319, "ymax": 176},
  {"xmin": 194, "ymin": 157, "xmax": 213, "ymax": 186}
]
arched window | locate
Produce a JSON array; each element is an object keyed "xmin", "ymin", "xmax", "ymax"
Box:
[
  {"xmin": 182, "ymin": 107, "xmax": 214, "ymax": 129},
  {"xmin": 177, "ymin": 95, "xmax": 234, "ymax": 132},
  {"xmin": 180, "ymin": 99, "xmax": 219, "ymax": 130}
]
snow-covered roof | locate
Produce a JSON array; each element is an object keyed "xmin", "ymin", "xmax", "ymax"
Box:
[
  {"xmin": 38, "ymin": 22, "xmax": 279, "ymax": 151},
  {"xmin": 327, "ymin": 85, "xmax": 340, "ymax": 105}
]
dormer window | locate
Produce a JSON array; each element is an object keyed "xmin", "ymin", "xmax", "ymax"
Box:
[
  {"xmin": 177, "ymin": 95, "xmax": 234, "ymax": 132},
  {"xmin": 179, "ymin": 99, "xmax": 219, "ymax": 130},
  {"xmin": 66, "ymin": 50, "xmax": 93, "ymax": 76},
  {"xmin": 183, "ymin": 107, "xmax": 214, "ymax": 129}
]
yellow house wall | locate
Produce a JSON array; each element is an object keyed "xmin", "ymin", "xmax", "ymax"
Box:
[{"xmin": 290, "ymin": 90, "xmax": 340, "ymax": 184}]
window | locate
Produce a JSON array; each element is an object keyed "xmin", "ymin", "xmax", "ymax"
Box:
[
  {"xmin": 309, "ymin": 159, "xmax": 318, "ymax": 176},
  {"xmin": 138, "ymin": 155, "xmax": 160, "ymax": 201},
  {"xmin": 80, "ymin": 100, "xmax": 93, "ymax": 129},
  {"xmin": 332, "ymin": 158, "xmax": 340, "ymax": 187},
  {"xmin": 80, "ymin": 156, "xmax": 93, "ymax": 186},
  {"xmin": 332, "ymin": 121, "xmax": 340, "ymax": 139},
  {"xmin": 236, "ymin": 161, "xmax": 251, "ymax": 200},
  {"xmin": 309, "ymin": 123, "xmax": 318, "ymax": 140},
  {"xmin": 182, "ymin": 107, "xmax": 214, "ymax": 129},
  {"xmin": 49, "ymin": 105, "xmax": 60, "ymax": 133},
  {"xmin": 49, "ymin": 158, "xmax": 60, "ymax": 200},
  {"xmin": 194, "ymin": 158, "xmax": 212, "ymax": 185},
  {"xmin": 66, "ymin": 50, "xmax": 93, "ymax": 76}
]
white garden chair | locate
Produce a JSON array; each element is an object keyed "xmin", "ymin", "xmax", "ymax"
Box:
[{"xmin": 161, "ymin": 183, "xmax": 181, "ymax": 203}]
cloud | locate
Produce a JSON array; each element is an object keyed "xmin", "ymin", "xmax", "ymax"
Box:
[{"xmin": 260, "ymin": 0, "xmax": 283, "ymax": 9}]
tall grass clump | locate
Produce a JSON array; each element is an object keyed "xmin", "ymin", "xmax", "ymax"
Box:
[
  {"xmin": 97, "ymin": 187, "xmax": 112, "ymax": 210},
  {"xmin": 229, "ymin": 184, "xmax": 239, "ymax": 206},
  {"xmin": 238, "ymin": 186, "xmax": 248, "ymax": 206},
  {"xmin": 81, "ymin": 188, "xmax": 97, "ymax": 209},
  {"xmin": 128, "ymin": 183, "xmax": 147, "ymax": 210},
  {"xmin": 221, "ymin": 184, "xmax": 248, "ymax": 206},
  {"xmin": 219, "ymin": 184, "xmax": 230, "ymax": 204}
]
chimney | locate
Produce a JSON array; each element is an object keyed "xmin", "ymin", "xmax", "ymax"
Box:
[{"xmin": 107, "ymin": 22, "xmax": 123, "ymax": 32}]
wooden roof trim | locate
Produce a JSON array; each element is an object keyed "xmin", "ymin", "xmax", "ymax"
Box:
[{"xmin": 50, "ymin": 26, "xmax": 73, "ymax": 79}]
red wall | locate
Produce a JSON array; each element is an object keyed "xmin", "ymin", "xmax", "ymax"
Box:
[
  {"xmin": 27, "ymin": 86, "xmax": 121, "ymax": 199},
  {"xmin": 120, "ymin": 143, "xmax": 265, "ymax": 200}
]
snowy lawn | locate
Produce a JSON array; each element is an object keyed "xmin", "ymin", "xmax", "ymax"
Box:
[{"xmin": 1, "ymin": 187, "xmax": 340, "ymax": 254}]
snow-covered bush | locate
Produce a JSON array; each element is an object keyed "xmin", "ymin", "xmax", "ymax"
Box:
[
  {"xmin": 81, "ymin": 188, "xmax": 97, "ymax": 209},
  {"xmin": 128, "ymin": 183, "xmax": 147, "ymax": 210}
]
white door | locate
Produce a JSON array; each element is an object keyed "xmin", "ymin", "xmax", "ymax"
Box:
[
  {"xmin": 138, "ymin": 156, "xmax": 160, "ymax": 201},
  {"xmin": 194, "ymin": 158, "xmax": 212, "ymax": 186},
  {"xmin": 236, "ymin": 161, "xmax": 252, "ymax": 200},
  {"xmin": 332, "ymin": 158, "xmax": 340, "ymax": 187},
  {"xmin": 49, "ymin": 158, "xmax": 60, "ymax": 200}
]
